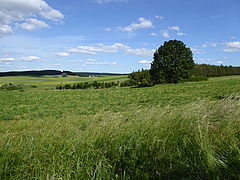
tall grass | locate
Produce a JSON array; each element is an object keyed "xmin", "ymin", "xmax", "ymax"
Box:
[
  {"xmin": 0, "ymin": 76, "xmax": 240, "ymax": 179},
  {"xmin": 0, "ymin": 96, "xmax": 239, "ymax": 179}
]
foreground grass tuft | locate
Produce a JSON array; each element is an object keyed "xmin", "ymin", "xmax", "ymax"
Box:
[{"xmin": 0, "ymin": 96, "xmax": 239, "ymax": 179}]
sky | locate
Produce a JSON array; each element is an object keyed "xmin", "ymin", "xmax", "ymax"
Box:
[{"xmin": 0, "ymin": 0, "xmax": 240, "ymax": 73}]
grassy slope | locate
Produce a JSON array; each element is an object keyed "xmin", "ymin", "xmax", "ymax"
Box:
[{"xmin": 0, "ymin": 76, "xmax": 240, "ymax": 179}]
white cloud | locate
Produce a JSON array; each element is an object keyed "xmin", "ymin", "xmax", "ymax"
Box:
[
  {"xmin": 118, "ymin": 17, "xmax": 154, "ymax": 32},
  {"xmin": 95, "ymin": 0, "xmax": 128, "ymax": 4},
  {"xmin": 126, "ymin": 48, "xmax": 154, "ymax": 57},
  {"xmin": 210, "ymin": 43, "xmax": 217, "ymax": 47},
  {"xmin": 16, "ymin": 18, "xmax": 50, "ymax": 30},
  {"xmin": 0, "ymin": 57, "xmax": 15, "ymax": 62},
  {"xmin": 161, "ymin": 30, "xmax": 170, "ymax": 38},
  {"xmin": 168, "ymin": 26, "xmax": 180, "ymax": 31},
  {"xmin": 85, "ymin": 62, "xmax": 117, "ymax": 66},
  {"xmin": 102, "ymin": 27, "xmax": 112, "ymax": 31},
  {"xmin": 0, "ymin": 25, "xmax": 13, "ymax": 36},
  {"xmin": 150, "ymin": 33, "xmax": 158, "ymax": 36},
  {"xmin": 20, "ymin": 56, "xmax": 42, "ymax": 61},
  {"xmin": 0, "ymin": 0, "xmax": 64, "ymax": 36},
  {"xmin": 65, "ymin": 43, "xmax": 154, "ymax": 57},
  {"xmin": 55, "ymin": 52, "xmax": 69, "ymax": 57},
  {"xmin": 139, "ymin": 60, "xmax": 152, "ymax": 64},
  {"xmin": 86, "ymin": 58, "xmax": 97, "ymax": 62},
  {"xmin": 177, "ymin": 32, "xmax": 186, "ymax": 36},
  {"xmin": 191, "ymin": 47, "xmax": 206, "ymax": 54},
  {"xmin": 155, "ymin": 15, "xmax": 164, "ymax": 20},
  {"xmin": 0, "ymin": 57, "xmax": 16, "ymax": 65},
  {"xmin": 194, "ymin": 58, "xmax": 213, "ymax": 62},
  {"xmin": 215, "ymin": 61, "xmax": 223, "ymax": 64},
  {"xmin": 223, "ymin": 41, "xmax": 240, "ymax": 52},
  {"xmin": 66, "ymin": 43, "xmax": 128, "ymax": 55}
]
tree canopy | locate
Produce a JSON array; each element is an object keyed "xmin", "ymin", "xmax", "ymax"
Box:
[{"xmin": 150, "ymin": 40, "xmax": 194, "ymax": 84}]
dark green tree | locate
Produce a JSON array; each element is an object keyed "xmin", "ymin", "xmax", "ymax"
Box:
[
  {"xmin": 62, "ymin": 73, "xmax": 68, "ymax": 77},
  {"xmin": 150, "ymin": 40, "xmax": 194, "ymax": 84},
  {"xmin": 129, "ymin": 69, "xmax": 152, "ymax": 85}
]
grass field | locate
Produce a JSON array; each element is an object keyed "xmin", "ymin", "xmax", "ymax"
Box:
[
  {"xmin": 0, "ymin": 75, "xmax": 240, "ymax": 179},
  {"xmin": 0, "ymin": 75, "xmax": 128, "ymax": 90}
]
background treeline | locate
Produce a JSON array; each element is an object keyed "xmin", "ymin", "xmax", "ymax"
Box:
[
  {"xmin": 56, "ymin": 80, "xmax": 138, "ymax": 90},
  {"xmin": 129, "ymin": 64, "xmax": 240, "ymax": 85},
  {"xmin": 0, "ymin": 70, "xmax": 74, "ymax": 77},
  {"xmin": 193, "ymin": 64, "xmax": 240, "ymax": 77},
  {"xmin": 0, "ymin": 70, "xmax": 127, "ymax": 77}
]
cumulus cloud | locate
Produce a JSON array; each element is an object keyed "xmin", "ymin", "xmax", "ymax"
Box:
[
  {"xmin": 0, "ymin": 57, "xmax": 15, "ymax": 62},
  {"xmin": 16, "ymin": 18, "xmax": 50, "ymax": 30},
  {"xmin": 223, "ymin": 41, "xmax": 240, "ymax": 52},
  {"xmin": 215, "ymin": 61, "xmax": 223, "ymax": 64},
  {"xmin": 66, "ymin": 43, "xmax": 128, "ymax": 55},
  {"xmin": 0, "ymin": 57, "xmax": 16, "ymax": 64},
  {"xmin": 168, "ymin": 26, "xmax": 180, "ymax": 31},
  {"xmin": 0, "ymin": 25, "xmax": 13, "ymax": 36},
  {"xmin": 85, "ymin": 62, "xmax": 117, "ymax": 66},
  {"xmin": 177, "ymin": 32, "xmax": 186, "ymax": 36},
  {"xmin": 65, "ymin": 43, "xmax": 154, "ymax": 57},
  {"xmin": 102, "ymin": 27, "xmax": 112, "ymax": 31},
  {"xmin": 54, "ymin": 52, "xmax": 69, "ymax": 57},
  {"xmin": 150, "ymin": 33, "xmax": 158, "ymax": 36},
  {"xmin": 0, "ymin": 0, "xmax": 64, "ymax": 36},
  {"xmin": 161, "ymin": 30, "xmax": 170, "ymax": 38},
  {"xmin": 20, "ymin": 56, "xmax": 42, "ymax": 61},
  {"xmin": 210, "ymin": 43, "xmax": 217, "ymax": 47},
  {"xmin": 139, "ymin": 60, "xmax": 152, "ymax": 64},
  {"xmin": 118, "ymin": 17, "xmax": 154, "ymax": 32},
  {"xmin": 191, "ymin": 47, "xmax": 206, "ymax": 54},
  {"xmin": 126, "ymin": 48, "xmax": 154, "ymax": 57}
]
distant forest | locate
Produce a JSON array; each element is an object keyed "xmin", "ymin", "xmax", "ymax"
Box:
[
  {"xmin": 0, "ymin": 64, "xmax": 240, "ymax": 77},
  {"xmin": 193, "ymin": 64, "xmax": 240, "ymax": 77},
  {"xmin": 0, "ymin": 70, "xmax": 127, "ymax": 77}
]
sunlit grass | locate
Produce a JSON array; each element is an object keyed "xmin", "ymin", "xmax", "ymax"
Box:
[{"xmin": 0, "ymin": 76, "xmax": 240, "ymax": 179}]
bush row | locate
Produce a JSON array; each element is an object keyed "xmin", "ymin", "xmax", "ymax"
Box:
[
  {"xmin": 56, "ymin": 80, "xmax": 138, "ymax": 90},
  {"xmin": 0, "ymin": 83, "xmax": 23, "ymax": 91}
]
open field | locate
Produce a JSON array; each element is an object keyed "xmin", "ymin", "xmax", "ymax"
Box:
[
  {"xmin": 0, "ymin": 76, "xmax": 240, "ymax": 179},
  {"xmin": 0, "ymin": 75, "xmax": 129, "ymax": 90}
]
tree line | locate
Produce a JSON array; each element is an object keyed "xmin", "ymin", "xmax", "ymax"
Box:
[
  {"xmin": 0, "ymin": 70, "xmax": 127, "ymax": 77},
  {"xmin": 0, "ymin": 70, "xmax": 75, "ymax": 77},
  {"xmin": 193, "ymin": 64, "xmax": 240, "ymax": 77},
  {"xmin": 129, "ymin": 40, "xmax": 240, "ymax": 85},
  {"xmin": 129, "ymin": 64, "xmax": 240, "ymax": 85}
]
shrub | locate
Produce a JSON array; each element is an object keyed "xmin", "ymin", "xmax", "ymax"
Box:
[
  {"xmin": 182, "ymin": 76, "xmax": 208, "ymax": 82},
  {"xmin": 0, "ymin": 84, "xmax": 23, "ymax": 91}
]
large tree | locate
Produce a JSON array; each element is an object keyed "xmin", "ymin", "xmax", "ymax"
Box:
[{"xmin": 150, "ymin": 40, "xmax": 194, "ymax": 84}]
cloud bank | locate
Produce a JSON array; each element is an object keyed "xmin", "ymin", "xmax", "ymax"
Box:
[
  {"xmin": 0, "ymin": 0, "xmax": 64, "ymax": 36},
  {"xmin": 64, "ymin": 43, "xmax": 154, "ymax": 57}
]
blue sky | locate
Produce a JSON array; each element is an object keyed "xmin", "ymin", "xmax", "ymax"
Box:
[{"xmin": 0, "ymin": 0, "xmax": 239, "ymax": 73}]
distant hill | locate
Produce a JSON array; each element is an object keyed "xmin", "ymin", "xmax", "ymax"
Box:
[
  {"xmin": 0, "ymin": 70, "xmax": 64, "ymax": 77},
  {"xmin": 0, "ymin": 70, "xmax": 128, "ymax": 77}
]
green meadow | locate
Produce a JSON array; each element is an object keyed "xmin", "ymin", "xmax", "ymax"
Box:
[
  {"xmin": 0, "ymin": 75, "xmax": 240, "ymax": 179},
  {"xmin": 0, "ymin": 75, "xmax": 128, "ymax": 90}
]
